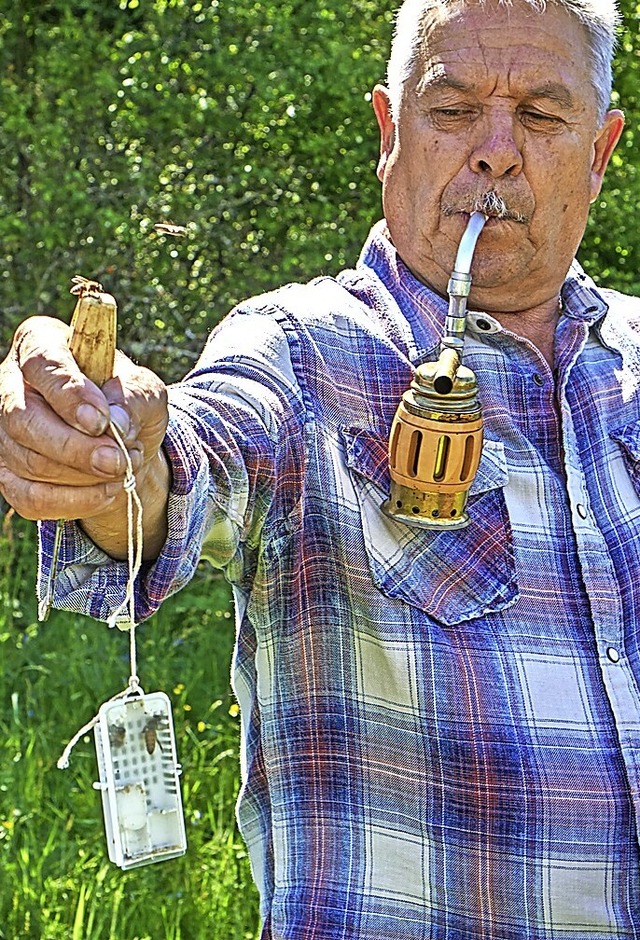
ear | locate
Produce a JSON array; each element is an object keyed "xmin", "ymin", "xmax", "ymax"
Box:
[
  {"xmin": 372, "ymin": 84, "xmax": 396, "ymax": 181},
  {"xmin": 590, "ymin": 109, "xmax": 625, "ymax": 202}
]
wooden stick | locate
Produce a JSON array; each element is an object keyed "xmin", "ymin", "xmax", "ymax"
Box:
[{"xmin": 68, "ymin": 276, "xmax": 117, "ymax": 386}]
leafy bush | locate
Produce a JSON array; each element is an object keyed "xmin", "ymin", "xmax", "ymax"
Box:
[{"xmin": 1, "ymin": 0, "xmax": 638, "ymax": 380}]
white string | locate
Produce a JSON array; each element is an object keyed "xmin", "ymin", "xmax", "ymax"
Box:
[
  {"xmin": 57, "ymin": 419, "xmax": 144, "ymax": 769},
  {"xmin": 57, "ymin": 683, "xmax": 144, "ymax": 770},
  {"xmin": 105, "ymin": 421, "xmax": 144, "ymax": 690}
]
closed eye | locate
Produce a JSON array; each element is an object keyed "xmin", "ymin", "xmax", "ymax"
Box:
[
  {"xmin": 430, "ymin": 107, "xmax": 479, "ymax": 128},
  {"xmin": 520, "ymin": 109, "xmax": 566, "ymax": 131}
]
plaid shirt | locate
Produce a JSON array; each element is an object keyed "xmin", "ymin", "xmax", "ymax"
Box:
[{"xmin": 41, "ymin": 222, "xmax": 640, "ymax": 938}]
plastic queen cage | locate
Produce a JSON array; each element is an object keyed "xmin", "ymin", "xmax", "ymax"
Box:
[{"xmin": 93, "ymin": 690, "xmax": 187, "ymax": 870}]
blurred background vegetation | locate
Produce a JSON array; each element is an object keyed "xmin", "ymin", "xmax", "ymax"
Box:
[
  {"xmin": 1, "ymin": 0, "xmax": 638, "ymax": 380},
  {"xmin": 0, "ymin": 0, "xmax": 639, "ymax": 937},
  {"xmin": 0, "ymin": 0, "xmax": 399, "ymax": 379},
  {"xmin": 0, "ymin": 512, "xmax": 260, "ymax": 939}
]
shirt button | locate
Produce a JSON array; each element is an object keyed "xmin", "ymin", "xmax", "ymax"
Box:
[
  {"xmin": 532, "ymin": 373, "xmax": 545, "ymax": 387},
  {"xmin": 606, "ymin": 647, "xmax": 621, "ymax": 663},
  {"xmin": 576, "ymin": 503, "xmax": 588, "ymax": 519}
]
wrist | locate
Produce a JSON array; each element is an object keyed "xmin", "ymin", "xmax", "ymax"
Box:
[{"xmin": 80, "ymin": 448, "xmax": 171, "ymax": 561}]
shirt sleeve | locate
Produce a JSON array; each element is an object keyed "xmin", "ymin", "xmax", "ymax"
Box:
[{"xmin": 37, "ymin": 305, "xmax": 306, "ymax": 624}]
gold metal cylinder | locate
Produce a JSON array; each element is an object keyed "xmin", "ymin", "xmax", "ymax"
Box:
[
  {"xmin": 432, "ymin": 347, "xmax": 460, "ymax": 395},
  {"xmin": 383, "ymin": 360, "xmax": 483, "ymax": 529}
]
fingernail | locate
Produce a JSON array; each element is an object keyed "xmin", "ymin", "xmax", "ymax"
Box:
[
  {"xmin": 91, "ymin": 445, "xmax": 123, "ymax": 475},
  {"xmin": 109, "ymin": 405, "xmax": 131, "ymax": 439},
  {"xmin": 105, "ymin": 482, "xmax": 123, "ymax": 498},
  {"xmin": 76, "ymin": 403, "xmax": 108, "ymax": 435},
  {"xmin": 129, "ymin": 448, "xmax": 144, "ymax": 472}
]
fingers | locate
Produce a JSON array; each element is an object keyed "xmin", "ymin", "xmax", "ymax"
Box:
[
  {"xmin": 14, "ymin": 316, "xmax": 111, "ymax": 435},
  {"xmin": 1, "ymin": 373, "xmax": 134, "ymax": 482},
  {"xmin": 0, "ymin": 417, "xmax": 141, "ymax": 486},
  {"xmin": 102, "ymin": 358, "xmax": 169, "ymax": 462},
  {"xmin": 0, "ymin": 315, "xmax": 169, "ymax": 524},
  {"xmin": 0, "ymin": 462, "xmax": 122, "ymax": 522},
  {"xmin": 5, "ymin": 316, "xmax": 165, "ymax": 474}
]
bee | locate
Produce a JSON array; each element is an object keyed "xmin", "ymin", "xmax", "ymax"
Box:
[
  {"xmin": 153, "ymin": 222, "xmax": 187, "ymax": 238},
  {"xmin": 109, "ymin": 723, "xmax": 126, "ymax": 748},
  {"xmin": 142, "ymin": 714, "xmax": 166, "ymax": 755},
  {"xmin": 70, "ymin": 275, "xmax": 105, "ymax": 297}
]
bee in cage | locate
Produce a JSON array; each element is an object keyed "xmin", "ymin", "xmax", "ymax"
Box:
[
  {"xmin": 70, "ymin": 275, "xmax": 105, "ymax": 297},
  {"xmin": 142, "ymin": 714, "xmax": 167, "ymax": 755},
  {"xmin": 109, "ymin": 723, "xmax": 126, "ymax": 749}
]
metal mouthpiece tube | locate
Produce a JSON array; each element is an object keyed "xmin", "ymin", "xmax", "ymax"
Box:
[
  {"xmin": 433, "ymin": 211, "xmax": 488, "ymax": 394},
  {"xmin": 383, "ymin": 211, "xmax": 488, "ymax": 530}
]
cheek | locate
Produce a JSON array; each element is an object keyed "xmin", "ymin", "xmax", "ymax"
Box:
[
  {"xmin": 538, "ymin": 137, "xmax": 594, "ymax": 190},
  {"xmin": 552, "ymin": 175, "xmax": 593, "ymax": 230},
  {"xmin": 527, "ymin": 145, "xmax": 593, "ymax": 220}
]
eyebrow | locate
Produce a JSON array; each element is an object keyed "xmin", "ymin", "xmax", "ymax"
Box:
[
  {"xmin": 416, "ymin": 73, "xmax": 470, "ymax": 96},
  {"xmin": 525, "ymin": 83, "xmax": 576, "ymax": 109},
  {"xmin": 416, "ymin": 74, "xmax": 576, "ymax": 110}
]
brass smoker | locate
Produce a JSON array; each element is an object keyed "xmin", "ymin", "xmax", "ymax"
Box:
[{"xmin": 383, "ymin": 212, "xmax": 487, "ymax": 529}]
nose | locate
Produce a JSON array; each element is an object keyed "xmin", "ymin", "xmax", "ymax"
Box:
[{"xmin": 469, "ymin": 112, "xmax": 523, "ymax": 178}]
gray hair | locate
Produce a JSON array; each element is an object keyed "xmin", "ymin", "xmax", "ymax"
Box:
[{"xmin": 386, "ymin": 0, "xmax": 621, "ymax": 122}]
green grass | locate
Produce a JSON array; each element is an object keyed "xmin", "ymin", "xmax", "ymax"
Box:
[{"xmin": 0, "ymin": 510, "xmax": 261, "ymax": 940}]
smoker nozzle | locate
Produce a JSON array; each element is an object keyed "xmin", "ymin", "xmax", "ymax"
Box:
[
  {"xmin": 383, "ymin": 212, "xmax": 487, "ymax": 529},
  {"xmin": 433, "ymin": 212, "xmax": 488, "ymax": 395}
]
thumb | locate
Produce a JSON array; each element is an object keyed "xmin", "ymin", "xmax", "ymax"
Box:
[{"xmin": 12, "ymin": 316, "xmax": 111, "ymax": 436}]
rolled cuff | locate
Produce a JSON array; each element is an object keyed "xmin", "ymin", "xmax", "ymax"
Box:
[{"xmin": 37, "ymin": 409, "xmax": 216, "ymax": 624}]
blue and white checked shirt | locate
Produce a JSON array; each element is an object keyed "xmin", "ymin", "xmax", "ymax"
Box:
[{"xmin": 41, "ymin": 222, "xmax": 640, "ymax": 937}]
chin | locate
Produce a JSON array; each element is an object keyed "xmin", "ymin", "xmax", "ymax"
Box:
[
  {"xmin": 470, "ymin": 239, "xmax": 539, "ymax": 283},
  {"xmin": 468, "ymin": 265, "xmax": 512, "ymax": 291}
]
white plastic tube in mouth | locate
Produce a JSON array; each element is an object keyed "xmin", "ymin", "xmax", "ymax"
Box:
[
  {"xmin": 453, "ymin": 211, "xmax": 488, "ymax": 276},
  {"xmin": 434, "ymin": 211, "xmax": 489, "ymax": 395}
]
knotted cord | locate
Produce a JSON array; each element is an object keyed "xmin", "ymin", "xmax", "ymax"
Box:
[{"xmin": 57, "ymin": 418, "xmax": 144, "ymax": 769}]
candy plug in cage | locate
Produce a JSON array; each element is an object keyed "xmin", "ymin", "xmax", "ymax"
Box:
[{"xmin": 93, "ymin": 690, "xmax": 187, "ymax": 870}]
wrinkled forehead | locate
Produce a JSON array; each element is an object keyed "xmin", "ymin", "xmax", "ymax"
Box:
[
  {"xmin": 407, "ymin": 0, "xmax": 593, "ymax": 98},
  {"xmin": 415, "ymin": 0, "xmax": 578, "ymax": 55}
]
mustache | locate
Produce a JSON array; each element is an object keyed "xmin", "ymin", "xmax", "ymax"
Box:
[{"xmin": 443, "ymin": 191, "xmax": 531, "ymax": 224}]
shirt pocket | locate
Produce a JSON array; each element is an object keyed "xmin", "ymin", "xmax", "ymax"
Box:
[
  {"xmin": 608, "ymin": 421, "xmax": 640, "ymax": 523},
  {"xmin": 339, "ymin": 425, "xmax": 518, "ymax": 627},
  {"xmin": 610, "ymin": 421, "xmax": 640, "ymax": 493}
]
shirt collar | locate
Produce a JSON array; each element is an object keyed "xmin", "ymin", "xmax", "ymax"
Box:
[
  {"xmin": 357, "ymin": 220, "xmax": 610, "ymax": 343},
  {"xmin": 356, "ymin": 220, "xmax": 448, "ymax": 360},
  {"xmin": 561, "ymin": 260, "xmax": 609, "ymax": 325}
]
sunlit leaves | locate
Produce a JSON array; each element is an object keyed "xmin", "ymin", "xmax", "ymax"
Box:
[{"xmin": 0, "ymin": 0, "xmax": 637, "ymax": 378}]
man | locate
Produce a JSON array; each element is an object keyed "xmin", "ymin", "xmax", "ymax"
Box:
[{"xmin": 0, "ymin": 0, "xmax": 636, "ymax": 935}]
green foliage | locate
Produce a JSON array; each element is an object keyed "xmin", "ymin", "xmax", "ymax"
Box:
[
  {"xmin": 580, "ymin": 0, "xmax": 640, "ymax": 291},
  {"xmin": 0, "ymin": 511, "xmax": 259, "ymax": 939},
  {"xmin": 0, "ymin": 0, "xmax": 396, "ymax": 379},
  {"xmin": 1, "ymin": 1, "xmax": 638, "ymax": 379}
]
